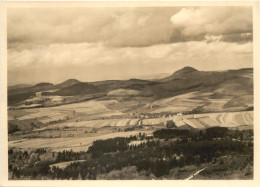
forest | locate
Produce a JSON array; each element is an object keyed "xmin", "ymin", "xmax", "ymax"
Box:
[{"xmin": 8, "ymin": 127, "xmax": 253, "ymax": 180}]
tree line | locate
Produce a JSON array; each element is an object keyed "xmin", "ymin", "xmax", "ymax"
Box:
[{"xmin": 9, "ymin": 127, "xmax": 253, "ymax": 180}]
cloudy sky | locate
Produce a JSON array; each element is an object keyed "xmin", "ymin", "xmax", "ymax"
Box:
[{"xmin": 7, "ymin": 6, "xmax": 253, "ymax": 85}]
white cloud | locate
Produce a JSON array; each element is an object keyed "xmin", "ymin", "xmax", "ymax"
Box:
[
  {"xmin": 8, "ymin": 7, "xmax": 252, "ymax": 50},
  {"xmin": 170, "ymin": 7, "xmax": 252, "ymax": 38},
  {"xmin": 7, "ymin": 7, "xmax": 253, "ymax": 85},
  {"xmin": 8, "ymin": 7, "xmax": 179, "ymax": 48},
  {"xmin": 8, "ymin": 40, "xmax": 252, "ymax": 69}
]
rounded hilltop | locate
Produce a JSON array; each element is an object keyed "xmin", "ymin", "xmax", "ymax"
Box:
[
  {"xmin": 34, "ymin": 82, "xmax": 53, "ymax": 87},
  {"xmin": 173, "ymin": 66, "xmax": 198, "ymax": 75}
]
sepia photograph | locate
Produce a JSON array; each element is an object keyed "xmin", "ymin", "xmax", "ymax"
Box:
[{"xmin": 1, "ymin": 1, "xmax": 259, "ymax": 186}]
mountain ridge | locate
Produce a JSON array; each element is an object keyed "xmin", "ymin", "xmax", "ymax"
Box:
[{"xmin": 8, "ymin": 66, "xmax": 253, "ymax": 106}]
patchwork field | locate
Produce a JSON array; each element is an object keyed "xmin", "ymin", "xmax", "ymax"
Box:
[
  {"xmin": 169, "ymin": 111, "xmax": 253, "ymax": 129},
  {"xmin": 140, "ymin": 111, "xmax": 253, "ymax": 129},
  {"xmin": 9, "ymin": 110, "xmax": 253, "ymax": 152},
  {"xmin": 148, "ymin": 91, "xmax": 252, "ymax": 114},
  {"xmin": 150, "ymin": 92, "xmax": 207, "ymax": 113},
  {"xmin": 9, "ymin": 131, "xmax": 153, "ymax": 152},
  {"xmin": 33, "ymin": 118, "xmax": 140, "ymax": 131},
  {"xmin": 8, "ymin": 99, "xmax": 125, "ymax": 124},
  {"xmin": 8, "ymin": 90, "xmax": 253, "ymax": 153},
  {"xmin": 203, "ymin": 111, "xmax": 253, "ymax": 128}
]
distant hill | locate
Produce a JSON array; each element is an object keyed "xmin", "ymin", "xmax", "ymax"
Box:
[
  {"xmin": 160, "ymin": 66, "xmax": 198, "ymax": 82},
  {"xmin": 147, "ymin": 67, "xmax": 253, "ymax": 98},
  {"xmin": 8, "ymin": 82, "xmax": 54, "ymax": 105},
  {"xmin": 8, "ymin": 67, "xmax": 253, "ymax": 107},
  {"xmin": 8, "ymin": 82, "xmax": 54, "ymax": 99},
  {"xmin": 34, "ymin": 82, "xmax": 53, "ymax": 87},
  {"xmin": 92, "ymin": 79, "xmax": 156, "ymax": 92},
  {"xmin": 137, "ymin": 73, "xmax": 172, "ymax": 80},
  {"xmin": 8, "ymin": 92, "xmax": 35, "ymax": 106},
  {"xmin": 54, "ymin": 79, "xmax": 81, "ymax": 89},
  {"xmin": 53, "ymin": 82, "xmax": 101, "ymax": 96},
  {"xmin": 8, "ymin": 84, "xmax": 32, "ymax": 91}
]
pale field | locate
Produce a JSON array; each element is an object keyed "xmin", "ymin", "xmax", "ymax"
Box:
[
  {"xmin": 50, "ymin": 160, "xmax": 86, "ymax": 170},
  {"xmin": 9, "ymin": 130, "xmax": 153, "ymax": 152},
  {"xmin": 50, "ymin": 99, "xmax": 120, "ymax": 113},
  {"xmin": 107, "ymin": 89, "xmax": 142, "ymax": 96},
  {"xmin": 168, "ymin": 111, "xmax": 253, "ymax": 128},
  {"xmin": 12, "ymin": 104, "xmax": 43, "ymax": 109},
  {"xmin": 141, "ymin": 111, "xmax": 253, "ymax": 129},
  {"xmin": 142, "ymin": 118, "xmax": 166, "ymax": 126},
  {"xmin": 241, "ymin": 73, "xmax": 253, "ymax": 79},
  {"xmin": 203, "ymin": 99, "xmax": 230, "ymax": 111},
  {"xmin": 9, "ymin": 99, "xmax": 124, "ymax": 124},
  {"xmin": 22, "ymin": 91, "xmax": 64, "ymax": 104},
  {"xmin": 207, "ymin": 111, "xmax": 253, "ymax": 127},
  {"xmin": 18, "ymin": 110, "xmax": 67, "ymax": 120},
  {"xmin": 149, "ymin": 91, "xmax": 230, "ymax": 113},
  {"xmin": 48, "ymin": 96, "xmax": 64, "ymax": 102},
  {"xmin": 8, "ymin": 109, "xmax": 38, "ymax": 120},
  {"xmin": 88, "ymin": 111, "xmax": 124, "ymax": 118},
  {"xmin": 183, "ymin": 118, "xmax": 205, "ymax": 129},
  {"xmin": 197, "ymin": 117, "xmax": 219, "ymax": 127},
  {"xmin": 128, "ymin": 140, "xmax": 147, "ymax": 146},
  {"xmin": 151, "ymin": 106, "xmax": 189, "ymax": 113},
  {"xmin": 149, "ymin": 92, "xmax": 204, "ymax": 113},
  {"xmin": 33, "ymin": 118, "xmax": 140, "ymax": 131}
]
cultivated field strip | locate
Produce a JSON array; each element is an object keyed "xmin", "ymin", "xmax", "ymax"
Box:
[
  {"xmin": 9, "ymin": 131, "xmax": 153, "ymax": 152},
  {"xmin": 168, "ymin": 111, "xmax": 253, "ymax": 129},
  {"xmin": 142, "ymin": 118, "xmax": 166, "ymax": 126},
  {"xmin": 13, "ymin": 99, "xmax": 124, "ymax": 124},
  {"xmin": 31, "ymin": 111, "xmax": 253, "ymax": 132},
  {"xmin": 183, "ymin": 119, "xmax": 205, "ymax": 129},
  {"xmin": 33, "ymin": 119, "xmax": 140, "ymax": 131},
  {"xmin": 208, "ymin": 111, "xmax": 253, "ymax": 127},
  {"xmin": 197, "ymin": 117, "xmax": 219, "ymax": 127}
]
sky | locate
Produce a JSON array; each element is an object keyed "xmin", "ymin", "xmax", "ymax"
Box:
[{"xmin": 7, "ymin": 6, "xmax": 253, "ymax": 85}]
